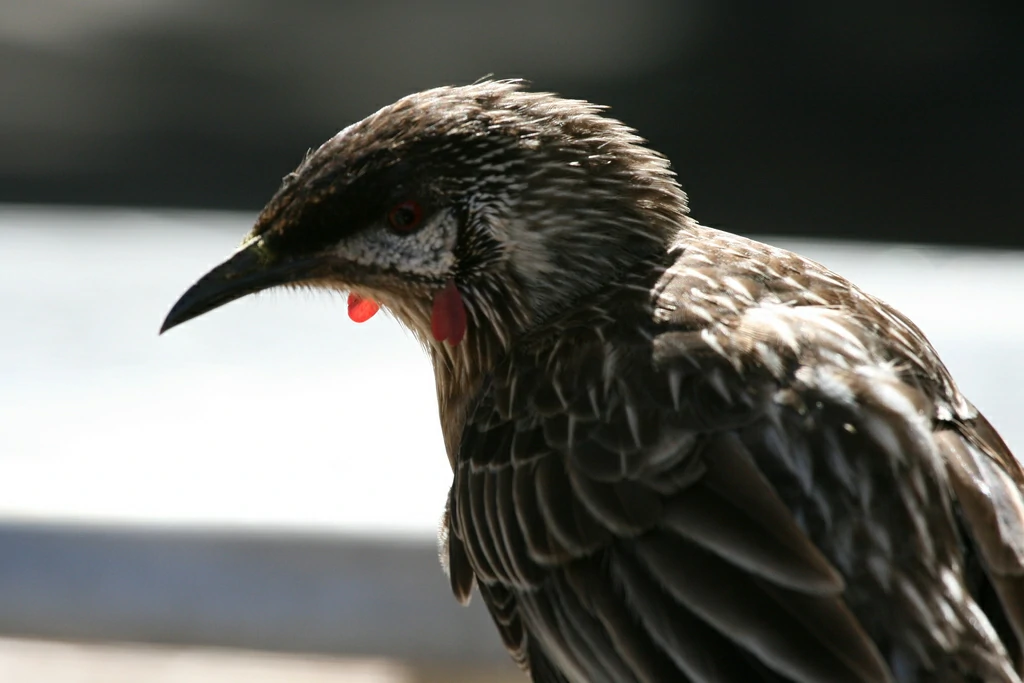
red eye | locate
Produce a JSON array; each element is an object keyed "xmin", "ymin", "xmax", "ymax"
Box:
[{"xmin": 387, "ymin": 200, "xmax": 423, "ymax": 233}]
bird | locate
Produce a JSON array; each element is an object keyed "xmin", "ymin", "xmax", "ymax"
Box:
[{"xmin": 161, "ymin": 80, "xmax": 1024, "ymax": 683}]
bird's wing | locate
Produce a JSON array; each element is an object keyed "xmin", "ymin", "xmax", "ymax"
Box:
[
  {"xmin": 448, "ymin": 323, "xmax": 894, "ymax": 683},
  {"xmin": 648, "ymin": 228, "xmax": 1023, "ymax": 679},
  {"xmin": 446, "ymin": 231, "xmax": 1023, "ymax": 682}
]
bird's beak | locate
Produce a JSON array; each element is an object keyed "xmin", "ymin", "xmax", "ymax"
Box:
[{"xmin": 160, "ymin": 237, "xmax": 316, "ymax": 334}]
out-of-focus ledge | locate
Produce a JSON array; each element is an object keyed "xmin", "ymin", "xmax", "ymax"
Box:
[
  {"xmin": 0, "ymin": 521, "xmax": 512, "ymax": 666},
  {"xmin": 0, "ymin": 636, "xmax": 524, "ymax": 682}
]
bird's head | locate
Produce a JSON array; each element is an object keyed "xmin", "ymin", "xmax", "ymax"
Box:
[{"xmin": 161, "ymin": 80, "xmax": 689, "ymax": 374}]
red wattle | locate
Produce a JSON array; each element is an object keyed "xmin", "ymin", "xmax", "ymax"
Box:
[
  {"xmin": 347, "ymin": 293, "xmax": 379, "ymax": 323},
  {"xmin": 431, "ymin": 280, "xmax": 467, "ymax": 345}
]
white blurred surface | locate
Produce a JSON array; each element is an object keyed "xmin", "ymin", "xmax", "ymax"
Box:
[
  {"xmin": 0, "ymin": 638, "xmax": 412, "ymax": 683},
  {"xmin": 1, "ymin": 206, "xmax": 1022, "ymax": 531},
  {"xmin": 1, "ymin": 207, "xmax": 451, "ymax": 533}
]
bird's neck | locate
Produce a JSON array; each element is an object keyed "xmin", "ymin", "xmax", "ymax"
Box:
[
  {"xmin": 429, "ymin": 315, "xmax": 506, "ymax": 470},
  {"xmin": 428, "ymin": 226, "xmax": 683, "ymax": 469}
]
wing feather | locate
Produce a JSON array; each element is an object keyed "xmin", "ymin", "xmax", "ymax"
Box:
[
  {"xmin": 444, "ymin": 228, "xmax": 1022, "ymax": 681},
  {"xmin": 941, "ymin": 418, "xmax": 1024, "ymax": 670}
]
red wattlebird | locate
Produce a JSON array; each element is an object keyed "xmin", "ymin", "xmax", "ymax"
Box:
[{"xmin": 162, "ymin": 81, "xmax": 1024, "ymax": 683}]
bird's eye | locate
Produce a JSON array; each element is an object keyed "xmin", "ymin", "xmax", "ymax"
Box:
[{"xmin": 387, "ymin": 200, "xmax": 424, "ymax": 233}]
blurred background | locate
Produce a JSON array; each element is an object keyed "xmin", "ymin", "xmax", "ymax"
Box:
[{"xmin": 1, "ymin": 1, "xmax": 1022, "ymax": 680}]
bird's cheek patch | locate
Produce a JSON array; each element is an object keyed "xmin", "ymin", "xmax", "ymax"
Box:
[
  {"xmin": 431, "ymin": 280, "xmax": 467, "ymax": 346},
  {"xmin": 347, "ymin": 293, "xmax": 380, "ymax": 322}
]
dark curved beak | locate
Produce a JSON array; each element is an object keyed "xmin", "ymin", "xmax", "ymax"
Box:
[{"xmin": 160, "ymin": 239, "xmax": 315, "ymax": 334}]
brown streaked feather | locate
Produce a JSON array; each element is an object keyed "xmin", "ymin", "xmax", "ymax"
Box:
[
  {"xmin": 940, "ymin": 418, "xmax": 1024, "ymax": 671},
  {"xmin": 661, "ymin": 435, "xmax": 845, "ymax": 594},
  {"xmin": 477, "ymin": 581, "xmax": 528, "ymax": 666},
  {"xmin": 609, "ymin": 547, "xmax": 791, "ymax": 682},
  {"xmin": 526, "ymin": 639, "xmax": 572, "ymax": 683},
  {"xmin": 632, "ymin": 533, "xmax": 887, "ymax": 683},
  {"xmin": 441, "ymin": 499, "xmax": 476, "ymax": 605},
  {"xmin": 560, "ymin": 562, "xmax": 696, "ymax": 682}
]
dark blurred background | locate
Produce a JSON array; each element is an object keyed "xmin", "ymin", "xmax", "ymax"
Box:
[{"xmin": 3, "ymin": 0, "xmax": 1021, "ymax": 246}]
